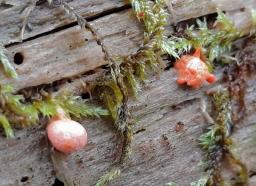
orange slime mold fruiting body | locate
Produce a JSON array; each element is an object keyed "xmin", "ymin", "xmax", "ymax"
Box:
[
  {"xmin": 174, "ymin": 48, "xmax": 216, "ymax": 89},
  {"xmin": 47, "ymin": 109, "xmax": 88, "ymax": 154}
]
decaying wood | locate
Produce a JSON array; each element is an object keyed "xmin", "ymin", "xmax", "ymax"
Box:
[
  {"xmin": 167, "ymin": 0, "xmax": 256, "ymax": 24},
  {"xmin": 0, "ymin": 0, "xmax": 128, "ymax": 45},
  {"xmin": 1, "ymin": 10, "xmax": 143, "ymax": 90},
  {"xmin": 1, "ymin": 56, "xmax": 256, "ymax": 185},
  {"xmin": 1, "ymin": 0, "xmax": 256, "ymax": 45},
  {"xmin": 2, "ymin": 3, "xmax": 256, "ymax": 91},
  {"xmin": 0, "ymin": 0, "xmax": 256, "ymax": 185}
]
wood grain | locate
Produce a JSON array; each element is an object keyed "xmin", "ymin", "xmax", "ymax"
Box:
[
  {"xmin": 0, "ymin": 0, "xmax": 127, "ymax": 45},
  {"xmin": 1, "ymin": 0, "xmax": 255, "ymax": 45},
  {"xmin": 2, "ymin": 4, "xmax": 255, "ymax": 91},
  {"xmin": 0, "ymin": 1, "xmax": 256, "ymax": 185},
  {"xmin": 1, "ymin": 61, "xmax": 256, "ymax": 185},
  {"xmin": 1, "ymin": 10, "xmax": 143, "ymax": 91}
]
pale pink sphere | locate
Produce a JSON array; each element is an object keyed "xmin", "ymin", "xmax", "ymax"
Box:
[{"xmin": 47, "ymin": 119, "xmax": 87, "ymax": 154}]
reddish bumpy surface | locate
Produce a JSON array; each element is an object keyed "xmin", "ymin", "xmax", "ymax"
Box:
[
  {"xmin": 174, "ymin": 48, "xmax": 216, "ymax": 89},
  {"xmin": 47, "ymin": 119, "xmax": 87, "ymax": 154}
]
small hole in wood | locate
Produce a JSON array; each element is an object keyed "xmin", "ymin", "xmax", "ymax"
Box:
[
  {"xmin": 81, "ymin": 92, "xmax": 90, "ymax": 99},
  {"xmin": 52, "ymin": 178, "xmax": 64, "ymax": 186},
  {"xmin": 240, "ymin": 7, "xmax": 245, "ymax": 12},
  {"xmin": 14, "ymin": 52, "xmax": 24, "ymax": 65},
  {"xmin": 84, "ymin": 38, "xmax": 89, "ymax": 42},
  {"xmin": 20, "ymin": 176, "xmax": 29, "ymax": 182}
]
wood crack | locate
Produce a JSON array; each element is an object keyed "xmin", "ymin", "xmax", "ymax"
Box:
[{"xmin": 5, "ymin": 1, "xmax": 131, "ymax": 48}]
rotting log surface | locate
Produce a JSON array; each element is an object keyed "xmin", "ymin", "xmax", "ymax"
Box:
[{"xmin": 0, "ymin": 0, "xmax": 256, "ymax": 186}]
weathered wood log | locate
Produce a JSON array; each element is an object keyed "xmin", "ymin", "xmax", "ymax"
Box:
[
  {"xmin": 1, "ymin": 0, "xmax": 255, "ymax": 46},
  {"xmin": 167, "ymin": 0, "xmax": 256, "ymax": 24},
  {"xmin": 0, "ymin": 0, "xmax": 256, "ymax": 185},
  {"xmin": 1, "ymin": 10, "xmax": 143, "ymax": 90},
  {"xmin": 0, "ymin": 0, "xmax": 128, "ymax": 45},
  {"xmin": 2, "ymin": 3, "xmax": 256, "ymax": 91},
  {"xmin": 1, "ymin": 55, "xmax": 256, "ymax": 185}
]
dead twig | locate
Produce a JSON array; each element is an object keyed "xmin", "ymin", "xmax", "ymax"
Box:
[{"xmin": 20, "ymin": 0, "xmax": 37, "ymax": 41}]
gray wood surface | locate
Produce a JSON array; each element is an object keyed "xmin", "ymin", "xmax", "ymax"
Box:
[
  {"xmin": 0, "ymin": 0, "xmax": 256, "ymax": 186},
  {"xmin": 0, "ymin": 0, "xmax": 127, "ymax": 45},
  {"xmin": 1, "ymin": 0, "xmax": 255, "ymax": 45},
  {"xmin": 1, "ymin": 58, "xmax": 256, "ymax": 185},
  {"xmin": 2, "ymin": 6, "xmax": 255, "ymax": 91}
]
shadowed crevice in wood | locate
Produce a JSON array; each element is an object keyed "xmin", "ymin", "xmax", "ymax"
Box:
[
  {"xmin": 1, "ymin": 0, "xmax": 254, "ymax": 92},
  {"xmin": 0, "ymin": 0, "xmax": 129, "ymax": 45},
  {"xmin": 5, "ymin": 3, "xmax": 131, "ymax": 48},
  {"xmin": 2, "ymin": 0, "xmax": 255, "ymax": 46},
  {"xmin": 0, "ymin": 3, "xmax": 13, "ymax": 11}
]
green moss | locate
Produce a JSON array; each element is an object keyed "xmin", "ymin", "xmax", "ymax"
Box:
[
  {"xmin": 0, "ymin": 84, "xmax": 109, "ymax": 136},
  {"xmin": 101, "ymin": 88, "xmax": 119, "ymax": 120},
  {"xmin": 0, "ymin": 44, "xmax": 17, "ymax": 78},
  {"xmin": 94, "ymin": 80, "xmax": 124, "ymax": 120},
  {"xmin": 123, "ymin": 66, "xmax": 140, "ymax": 98},
  {"xmin": 183, "ymin": 11, "xmax": 245, "ymax": 66},
  {"xmin": 195, "ymin": 91, "xmax": 248, "ymax": 186},
  {"xmin": 0, "ymin": 115, "xmax": 14, "ymax": 138},
  {"xmin": 95, "ymin": 168, "xmax": 121, "ymax": 186}
]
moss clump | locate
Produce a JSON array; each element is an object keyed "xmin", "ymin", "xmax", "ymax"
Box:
[{"xmin": 195, "ymin": 91, "xmax": 248, "ymax": 186}]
